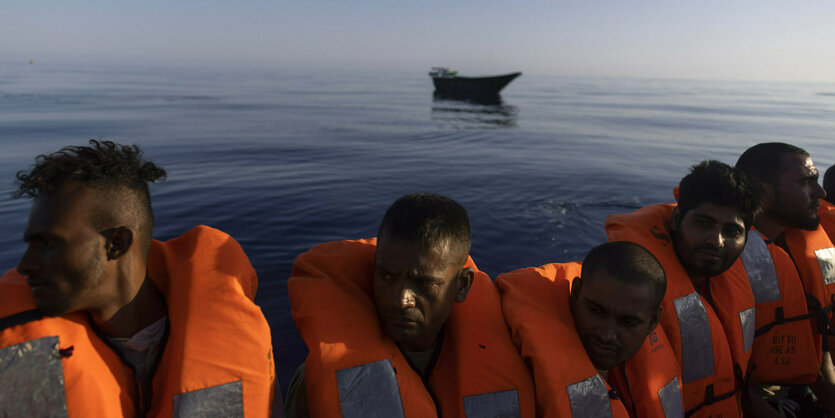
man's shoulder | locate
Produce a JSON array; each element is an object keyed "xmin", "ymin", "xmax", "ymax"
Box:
[
  {"xmin": 606, "ymin": 204, "xmax": 675, "ymax": 241},
  {"xmin": 149, "ymin": 225, "xmax": 259, "ymax": 300},
  {"xmin": 150, "ymin": 225, "xmax": 239, "ymax": 255},
  {"xmin": 605, "ymin": 204, "xmax": 681, "ymax": 270}
]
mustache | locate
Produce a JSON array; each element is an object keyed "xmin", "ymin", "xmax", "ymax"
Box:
[
  {"xmin": 589, "ymin": 337, "xmax": 619, "ymax": 351},
  {"xmin": 696, "ymin": 244, "xmax": 725, "ymax": 255},
  {"xmin": 389, "ymin": 309, "xmax": 421, "ymax": 322},
  {"xmin": 26, "ymin": 276, "xmax": 47, "ymax": 286}
]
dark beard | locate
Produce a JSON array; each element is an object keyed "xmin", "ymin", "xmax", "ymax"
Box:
[{"xmin": 772, "ymin": 206, "xmax": 820, "ymax": 231}]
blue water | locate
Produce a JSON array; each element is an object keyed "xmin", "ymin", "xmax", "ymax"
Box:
[{"xmin": 2, "ymin": 62, "xmax": 835, "ymax": 393}]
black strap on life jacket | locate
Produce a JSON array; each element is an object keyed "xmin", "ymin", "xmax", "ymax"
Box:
[
  {"xmin": 684, "ymin": 363, "xmax": 751, "ymax": 417},
  {"xmin": 0, "ymin": 309, "xmax": 43, "ymax": 332},
  {"xmin": 754, "ymin": 293, "xmax": 835, "ymax": 345}
]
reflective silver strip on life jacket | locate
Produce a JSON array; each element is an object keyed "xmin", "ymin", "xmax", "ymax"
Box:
[
  {"xmin": 739, "ymin": 307, "xmax": 756, "ymax": 352},
  {"xmin": 674, "ymin": 292, "xmax": 715, "ymax": 383},
  {"xmin": 566, "ymin": 374, "xmax": 613, "ymax": 418},
  {"xmin": 172, "ymin": 380, "xmax": 243, "ymax": 418},
  {"xmin": 658, "ymin": 376, "xmax": 683, "ymax": 418},
  {"xmin": 463, "ymin": 389, "xmax": 521, "ymax": 418},
  {"xmin": 0, "ymin": 336, "xmax": 68, "ymax": 417},
  {"xmin": 335, "ymin": 359, "xmax": 405, "ymax": 418},
  {"xmin": 814, "ymin": 247, "xmax": 835, "ymax": 286},
  {"xmin": 740, "ymin": 232, "xmax": 782, "ymax": 303}
]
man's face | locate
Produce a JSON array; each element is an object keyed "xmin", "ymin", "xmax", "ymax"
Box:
[
  {"xmin": 17, "ymin": 183, "xmax": 110, "ymax": 316},
  {"xmin": 768, "ymin": 153, "xmax": 826, "ymax": 230},
  {"xmin": 373, "ymin": 238, "xmax": 465, "ymax": 352},
  {"xmin": 571, "ymin": 271, "xmax": 660, "ymax": 371},
  {"xmin": 673, "ymin": 203, "xmax": 747, "ymax": 280}
]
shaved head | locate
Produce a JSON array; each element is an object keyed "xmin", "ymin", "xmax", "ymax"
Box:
[
  {"xmin": 581, "ymin": 241, "xmax": 666, "ymax": 308},
  {"xmin": 377, "ymin": 193, "xmax": 471, "ymax": 265}
]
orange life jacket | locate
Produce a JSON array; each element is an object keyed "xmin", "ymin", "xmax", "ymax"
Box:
[
  {"xmin": 818, "ymin": 199, "xmax": 835, "ymax": 243},
  {"xmin": 288, "ymin": 238, "xmax": 536, "ymax": 418},
  {"xmin": 606, "ymin": 204, "xmax": 752, "ymax": 418},
  {"xmin": 735, "ymin": 230, "xmax": 820, "ymax": 385},
  {"xmin": 496, "ymin": 262, "xmax": 684, "ymax": 418},
  {"xmin": 0, "ymin": 272, "xmax": 138, "ymax": 417},
  {"xmin": 0, "ymin": 225, "xmax": 275, "ymax": 417},
  {"xmin": 784, "ymin": 224, "xmax": 835, "ymax": 352}
]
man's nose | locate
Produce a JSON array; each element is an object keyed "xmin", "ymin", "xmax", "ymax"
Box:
[
  {"xmin": 398, "ymin": 284, "xmax": 416, "ymax": 308},
  {"xmin": 706, "ymin": 229, "xmax": 724, "ymax": 248},
  {"xmin": 596, "ymin": 321, "xmax": 617, "ymax": 343},
  {"xmin": 17, "ymin": 247, "xmax": 38, "ymax": 276},
  {"xmin": 813, "ymin": 182, "xmax": 826, "ymax": 200}
]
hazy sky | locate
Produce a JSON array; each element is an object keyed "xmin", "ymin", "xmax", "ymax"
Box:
[{"xmin": 4, "ymin": 0, "xmax": 835, "ymax": 82}]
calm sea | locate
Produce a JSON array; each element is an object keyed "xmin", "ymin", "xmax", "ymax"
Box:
[{"xmin": 2, "ymin": 62, "xmax": 834, "ymax": 393}]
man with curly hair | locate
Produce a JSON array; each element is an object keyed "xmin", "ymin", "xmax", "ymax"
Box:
[{"xmin": 0, "ymin": 140, "xmax": 276, "ymax": 417}]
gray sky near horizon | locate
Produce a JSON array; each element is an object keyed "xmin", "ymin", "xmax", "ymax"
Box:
[{"xmin": 3, "ymin": 0, "xmax": 835, "ymax": 83}]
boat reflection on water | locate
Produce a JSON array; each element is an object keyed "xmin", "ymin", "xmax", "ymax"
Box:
[{"xmin": 431, "ymin": 92, "xmax": 518, "ymax": 128}]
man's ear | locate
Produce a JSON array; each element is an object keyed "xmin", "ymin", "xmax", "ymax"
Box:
[
  {"xmin": 454, "ymin": 267, "xmax": 475, "ymax": 303},
  {"xmin": 670, "ymin": 207, "xmax": 681, "ymax": 233},
  {"xmin": 570, "ymin": 276, "xmax": 583, "ymax": 307},
  {"xmin": 759, "ymin": 182, "xmax": 775, "ymax": 208},
  {"xmin": 647, "ymin": 304, "xmax": 663, "ymax": 336},
  {"xmin": 104, "ymin": 227, "xmax": 134, "ymax": 261}
]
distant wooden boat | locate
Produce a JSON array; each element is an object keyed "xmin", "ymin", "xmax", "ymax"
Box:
[{"xmin": 429, "ymin": 67, "xmax": 521, "ymax": 96}]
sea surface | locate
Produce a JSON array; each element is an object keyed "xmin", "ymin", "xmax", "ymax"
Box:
[{"xmin": 1, "ymin": 62, "xmax": 834, "ymax": 394}]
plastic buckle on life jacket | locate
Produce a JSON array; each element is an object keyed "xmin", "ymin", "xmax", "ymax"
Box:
[
  {"xmin": 774, "ymin": 307, "xmax": 785, "ymax": 326},
  {"xmin": 804, "ymin": 293, "xmax": 833, "ymax": 348},
  {"xmin": 703, "ymin": 384, "xmax": 715, "ymax": 406},
  {"xmin": 755, "ymin": 307, "xmax": 787, "ymax": 337},
  {"xmin": 686, "ymin": 365, "xmax": 749, "ymax": 417},
  {"xmin": 685, "ymin": 384, "xmax": 715, "ymax": 418},
  {"xmin": 58, "ymin": 345, "xmax": 74, "ymax": 358}
]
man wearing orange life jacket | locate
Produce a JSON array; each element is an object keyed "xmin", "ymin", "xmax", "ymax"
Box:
[
  {"xmin": 0, "ymin": 140, "xmax": 276, "ymax": 417},
  {"xmin": 736, "ymin": 143, "xmax": 835, "ymax": 416},
  {"xmin": 818, "ymin": 164, "xmax": 835, "ymax": 240},
  {"xmin": 286, "ymin": 193, "xmax": 535, "ymax": 418},
  {"xmin": 606, "ymin": 160, "xmax": 773, "ymax": 417},
  {"xmin": 497, "ymin": 241, "xmax": 684, "ymax": 418}
]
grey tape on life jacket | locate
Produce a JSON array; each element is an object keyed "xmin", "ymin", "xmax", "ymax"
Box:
[
  {"xmin": 172, "ymin": 380, "xmax": 243, "ymax": 418},
  {"xmin": 674, "ymin": 292, "xmax": 715, "ymax": 383},
  {"xmin": 566, "ymin": 374, "xmax": 613, "ymax": 418},
  {"xmin": 335, "ymin": 359, "xmax": 405, "ymax": 418},
  {"xmin": 658, "ymin": 376, "xmax": 684, "ymax": 418},
  {"xmin": 739, "ymin": 307, "xmax": 756, "ymax": 352},
  {"xmin": 814, "ymin": 247, "xmax": 835, "ymax": 286},
  {"xmin": 463, "ymin": 389, "xmax": 521, "ymax": 418},
  {"xmin": 740, "ymin": 233, "xmax": 782, "ymax": 303},
  {"xmin": 0, "ymin": 336, "xmax": 68, "ymax": 417}
]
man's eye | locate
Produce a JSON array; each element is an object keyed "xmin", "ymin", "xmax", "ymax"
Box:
[
  {"xmin": 420, "ymin": 280, "xmax": 439, "ymax": 289},
  {"xmin": 621, "ymin": 319, "xmax": 639, "ymax": 328},
  {"xmin": 723, "ymin": 228, "xmax": 742, "ymax": 239}
]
